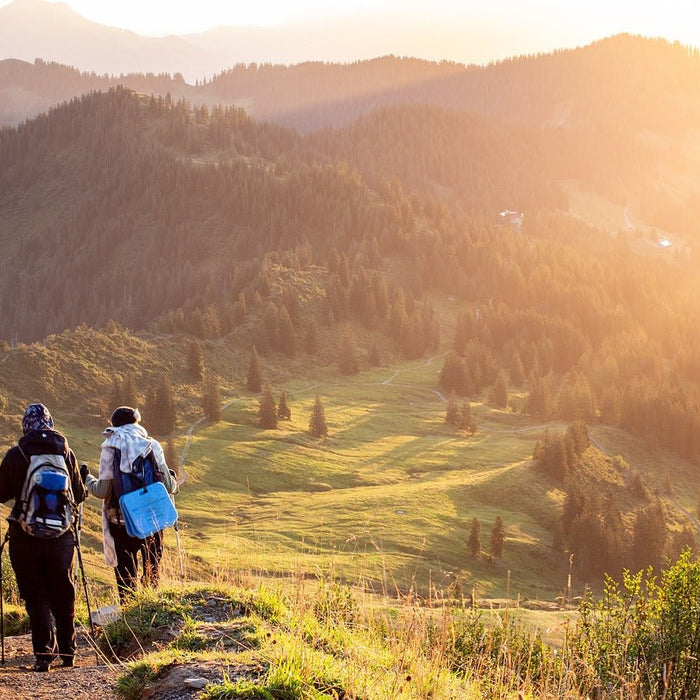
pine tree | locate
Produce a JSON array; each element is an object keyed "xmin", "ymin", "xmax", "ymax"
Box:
[
  {"xmin": 157, "ymin": 376, "xmax": 177, "ymax": 435},
  {"xmin": 187, "ymin": 339, "xmax": 205, "ymax": 382},
  {"xmin": 278, "ymin": 390, "xmax": 291, "ymax": 420},
  {"xmin": 304, "ymin": 320, "xmax": 319, "ymax": 355},
  {"xmin": 123, "ymin": 373, "xmax": 138, "ymax": 407},
  {"xmin": 446, "ymin": 390, "xmax": 461, "ymax": 426},
  {"xmin": 145, "ymin": 376, "xmax": 176, "ymax": 435},
  {"xmin": 368, "ymin": 342, "xmax": 381, "ymax": 367},
  {"xmin": 258, "ymin": 385, "xmax": 278, "ymax": 429},
  {"xmin": 509, "ymin": 350, "xmax": 525, "ymax": 386},
  {"xmin": 338, "ymin": 327, "xmax": 359, "ymax": 375},
  {"xmin": 460, "ymin": 399, "xmax": 473, "ymax": 431},
  {"xmin": 488, "ymin": 369, "xmax": 509, "ymax": 409},
  {"xmin": 489, "ymin": 516, "xmax": 505, "ymax": 560},
  {"xmin": 277, "ymin": 305, "xmax": 296, "ymax": 358},
  {"xmin": 110, "ymin": 372, "xmax": 138, "ymax": 410},
  {"xmin": 108, "ymin": 377, "xmax": 121, "ymax": 412},
  {"xmin": 467, "ymin": 517, "xmax": 481, "ymax": 557},
  {"xmin": 202, "ymin": 377, "xmax": 222, "ymax": 422},
  {"xmin": 246, "ymin": 346, "xmax": 262, "ymax": 393},
  {"xmin": 631, "ymin": 498, "xmax": 667, "ymax": 571},
  {"xmin": 309, "ymin": 394, "xmax": 328, "ymax": 437}
]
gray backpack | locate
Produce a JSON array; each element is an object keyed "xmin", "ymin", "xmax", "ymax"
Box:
[{"xmin": 13, "ymin": 448, "xmax": 76, "ymax": 538}]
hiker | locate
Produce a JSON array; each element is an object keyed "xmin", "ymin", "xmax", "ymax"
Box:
[
  {"xmin": 83, "ymin": 406, "xmax": 177, "ymax": 603},
  {"xmin": 0, "ymin": 403, "xmax": 87, "ymax": 672}
]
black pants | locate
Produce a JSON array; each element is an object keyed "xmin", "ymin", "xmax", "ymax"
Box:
[
  {"xmin": 9, "ymin": 530, "xmax": 76, "ymax": 664},
  {"xmin": 108, "ymin": 523, "xmax": 163, "ymax": 603}
]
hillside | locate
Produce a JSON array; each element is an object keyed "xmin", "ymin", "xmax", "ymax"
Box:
[
  {"xmin": 3, "ymin": 35, "xmax": 700, "ymax": 241},
  {"xmin": 3, "ymin": 75, "xmax": 700, "ymax": 556}
]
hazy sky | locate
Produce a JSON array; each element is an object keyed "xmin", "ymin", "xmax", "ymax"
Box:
[{"xmin": 3, "ymin": 0, "xmax": 700, "ymax": 61}]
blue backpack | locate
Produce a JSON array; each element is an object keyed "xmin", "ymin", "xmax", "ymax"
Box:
[{"xmin": 109, "ymin": 449, "xmax": 176, "ymax": 538}]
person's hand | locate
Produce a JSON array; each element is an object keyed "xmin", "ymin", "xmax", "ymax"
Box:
[{"xmin": 80, "ymin": 463, "xmax": 90, "ymax": 482}]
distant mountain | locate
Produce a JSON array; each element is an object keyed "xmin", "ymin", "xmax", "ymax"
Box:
[
  {"xmin": 3, "ymin": 33, "xmax": 699, "ymax": 137},
  {"xmin": 0, "ymin": 0, "xmax": 212, "ymax": 77},
  {"xmin": 0, "ymin": 57, "xmax": 197, "ymax": 125},
  {"xmin": 2, "ymin": 35, "xmax": 700, "ymax": 240},
  {"xmin": 0, "ymin": 0, "xmax": 536, "ymax": 82}
]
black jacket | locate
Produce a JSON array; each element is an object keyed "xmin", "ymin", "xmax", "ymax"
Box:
[{"xmin": 0, "ymin": 429, "xmax": 86, "ymax": 536}]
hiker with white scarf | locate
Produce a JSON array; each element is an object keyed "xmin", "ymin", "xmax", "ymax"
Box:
[{"xmin": 83, "ymin": 406, "xmax": 177, "ymax": 603}]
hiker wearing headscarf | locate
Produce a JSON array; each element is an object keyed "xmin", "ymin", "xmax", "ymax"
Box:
[
  {"xmin": 0, "ymin": 403, "xmax": 86, "ymax": 672},
  {"xmin": 83, "ymin": 406, "xmax": 177, "ymax": 603}
]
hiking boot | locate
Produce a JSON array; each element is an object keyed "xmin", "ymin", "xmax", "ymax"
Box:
[
  {"xmin": 33, "ymin": 659, "xmax": 51, "ymax": 672},
  {"xmin": 60, "ymin": 655, "xmax": 74, "ymax": 667}
]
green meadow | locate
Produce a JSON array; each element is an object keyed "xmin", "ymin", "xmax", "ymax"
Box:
[{"xmin": 65, "ymin": 355, "xmax": 574, "ymax": 609}]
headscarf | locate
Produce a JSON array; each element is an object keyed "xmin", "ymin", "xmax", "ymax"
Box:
[{"xmin": 22, "ymin": 403, "xmax": 54, "ymax": 435}]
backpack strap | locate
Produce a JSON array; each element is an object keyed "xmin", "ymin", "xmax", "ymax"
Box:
[{"xmin": 17, "ymin": 445, "xmax": 30, "ymax": 466}]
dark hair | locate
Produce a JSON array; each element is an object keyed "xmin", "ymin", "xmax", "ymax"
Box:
[{"xmin": 110, "ymin": 406, "xmax": 141, "ymax": 427}]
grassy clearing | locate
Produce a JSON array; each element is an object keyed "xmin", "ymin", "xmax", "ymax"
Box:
[
  {"xmin": 29, "ymin": 351, "xmax": 699, "ymax": 615},
  {"xmin": 161, "ymin": 359, "xmax": 571, "ymax": 602}
]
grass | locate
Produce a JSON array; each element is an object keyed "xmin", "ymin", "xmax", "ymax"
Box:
[
  {"xmin": 167, "ymin": 362, "xmax": 567, "ymax": 600},
  {"xmin": 46, "ymin": 349, "xmax": 700, "ymax": 612},
  {"xmin": 3, "ymin": 344, "xmax": 697, "ymax": 626}
]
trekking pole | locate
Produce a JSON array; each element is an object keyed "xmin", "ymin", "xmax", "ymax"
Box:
[
  {"xmin": 73, "ymin": 522, "xmax": 98, "ymax": 663},
  {"xmin": 0, "ymin": 529, "xmax": 8, "ymax": 666},
  {"xmin": 170, "ymin": 469, "xmax": 185, "ymax": 581},
  {"xmin": 74, "ymin": 497, "xmax": 82, "ymax": 582},
  {"xmin": 173, "ymin": 520, "xmax": 185, "ymax": 581}
]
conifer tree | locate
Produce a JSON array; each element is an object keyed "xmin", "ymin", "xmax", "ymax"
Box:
[
  {"xmin": 565, "ymin": 420, "xmax": 590, "ymax": 457},
  {"xmin": 108, "ymin": 377, "xmax": 121, "ymax": 412},
  {"xmin": 309, "ymin": 394, "xmax": 328, "ymax": 437},
  {"xmin": 631, "ymin": 498, "xmax": 667, "ymax": 571},
  {"xmin": 278, "ymin": 305, "xmax": 296, "ymax": 358},
  {"xmin": 122, "ymin": 373, "xmax": 138, "ymax": 408},
  {"xmin": 187, "ymin": 339, "xmax": 205, "ymax": 382},
  {"xmin": 489, "ymin": 516, "xmax": 505, "ymax": 560},
  {"xmin": 304, "ymin": 320, "xmax": 319, "ymax": 355},
  {"xmin": 278, "ymin": 390, "xmax": 291, "ymax": 420},
  {"xmin": 110, "ymin": 372, "xmax": 138, "ymax": 410},
  {"xmin": 158, "ymin": 376, "xmax": 177, "ymax": 435},
  {"xmin": 202, "ymin": 377, "xmax": 222, "ymax": 422},
  {"xmin": 467, "ymin": 517, "xmax": 481, "ymax": 557},
  {"xmin": 338, "ymin": 327, "xmax": 359, "ymax": 375},
  {"xmin": 258, "ymin": 385, "xmax": 278, "ymax": 429},
  {"xmin": 488, "ymin": 369, "xmax": 509, "ymax": 409},
  {"xmin": 460, "ymin": 399, "xmax": 474, "ymax": 432},
  {"xmin": 246, "ymin": 346, "xmax": 262, "ymax": 393},
  {"xmin": 368, "ymin": 342, "xmax": 381, "ymax": 367},
  {"xmin": 145, "ymin": 376, "xmax": 176, "ymax": 435},
  {"xmin": 509, "ymin": 350, "xmax": 525, "ymax": 386},
  {"xmin": 446, "ymin": 390, "xmax": 461, "ymax": 426}
]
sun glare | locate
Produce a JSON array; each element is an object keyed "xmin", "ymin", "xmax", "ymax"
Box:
[{"xmin": 0, "ymin": 0, "xmax": 696, "ymax": 51}]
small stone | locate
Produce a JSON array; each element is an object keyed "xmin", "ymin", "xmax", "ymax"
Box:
[{"xmin": 184, "ymin": 677, "xmax": 209, "ymax": 689}]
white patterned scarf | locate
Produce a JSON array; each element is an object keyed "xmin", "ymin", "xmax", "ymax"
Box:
[{"xmin": 98, "ymin": 422, "xmax": 154, "ymax": 568}]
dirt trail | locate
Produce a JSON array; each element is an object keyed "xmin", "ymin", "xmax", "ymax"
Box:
[{"xmin": 0, "ymin": 631, "xmax": 118, "ymax": 699}]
